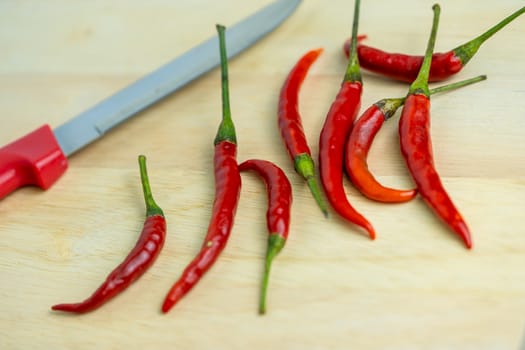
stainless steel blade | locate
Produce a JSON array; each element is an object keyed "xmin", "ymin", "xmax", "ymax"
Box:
[{"xmin": 54, "ymin": 0, "xmax": 302, "ymax": 156}]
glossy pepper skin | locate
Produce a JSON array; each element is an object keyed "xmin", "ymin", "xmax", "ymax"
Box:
[
  {"xmin": 238, "ymin": 159, "xmax": 292, "ymax": 315},
  {"xmin": 399, "ymin": 96, "xmax": 471, "ymax": 248},
  {"xmin": 319, "ymin": 0, "xmax": 375, "ymax": 239},
  {"xmin": 345, "ymin": 75, "xmax": 487, "ymax": 203},
  {"xmin": 278, "ymin": 48, "xmax": 328, "ymax": 217},
  {"xmin": 343, "ymin": 38, "xmax": 461, "ymax": 83},
  {"xmin": 398, "ymin": 4, "xmax": 472, "ymax": 249},
  {"xmin": 345, "ymin": 98, "xmax": 417, "ymax": 203},
  {"xmin": 51, "ymin": 155, "xmax": 166, "ymax": 314},
  {"xmin": 342, "ymin": 6, "xmax": 525, "ymax": 82},
  {"xmin": 162, "ymin": 24, "xmax": 242, "ymax": 313}
]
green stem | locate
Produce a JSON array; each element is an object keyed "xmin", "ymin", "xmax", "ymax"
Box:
[
  {"xmin": 429, "ymin": 74, "xmax": 487, "ymax": 95},
  {"xmin": 378, "ymin": 74, "xmax": 487, "ymax": 120},
  {"xmin": 306, "ymin": 177, "xmax": 329, "ymax": 218},
  {"xmin": 214, "ymin": 24, "xmax": 237, "ymax": 145},
  {"xmin": 375, "ymin": 98, "xmax": 405, "ymax": 120},
  {"xmin": 259, "ymin": 234, "xmax": 286, "ymax": 315},
  {"xmin": 453, "ymin": 6, "xmax": 525, "ymax": 65},
  {"xmin": 294, "ymin": 154, "xmax": 329, "ymax": 218},
  {"xmin": 343, "ymin": 0, "xmax": 362, "ymax": 83},
  {"xmin": 409, "ymin": 4, "xmax": 441, "ymax": 96},
  {"xmin": 138, "ymin": 155, "xmax": 164, "ymax": 217}
]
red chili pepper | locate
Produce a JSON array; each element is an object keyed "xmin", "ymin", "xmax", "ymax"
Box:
[
  {"xmin": 343, "ymin": 7, "xmax": 525, "ymax": 82},
  {"xmin": 398, "ymin": 4, "xmax": 472, "ymax": 249},
  {"xmin": 162, "ymin": 24, "xmax": 242, "ymax": 313},
  {"xmin": 319, "ymin": 0, "xmax": 375, "ymax": 239},
  {"xmin": 51, "ymin": 155, "xmax": 166, "ymax": 313},
  {"xmin": 346, "ymin": 97, "xmax": 416, "ymax": 203},
  {"xmin": 345, "ymin": 75, "xmax": 487, "ymax": 203},
  {"xmin": 278, "ymin": 48, "xmax": 328, "ymax": 217},
  {"xmin": 238, "ymin": 159, "xmax": 292, "ymax": 315}
]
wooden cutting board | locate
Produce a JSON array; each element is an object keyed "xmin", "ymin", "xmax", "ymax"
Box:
[{"xmin": 1, "ymin": 1, "xmax": 524, "ymax": 349}]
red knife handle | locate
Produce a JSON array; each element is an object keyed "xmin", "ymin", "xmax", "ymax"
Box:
[{"xmin": 0, "ymin": 124, "xmax": 68, "ymax": 200}]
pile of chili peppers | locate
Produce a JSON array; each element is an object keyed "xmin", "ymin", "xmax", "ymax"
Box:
[
  {"xmin": 290, "ymin": 0, "xmax": 522, "ymax": 249},
  {"xmin": 52, "ymin": 1, "xmax": 524, "ymax": 315}
]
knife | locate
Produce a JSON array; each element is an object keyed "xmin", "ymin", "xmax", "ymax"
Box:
[{"xmin": 0, "ymin": 0, "xmax": 302, "ymax": 200}]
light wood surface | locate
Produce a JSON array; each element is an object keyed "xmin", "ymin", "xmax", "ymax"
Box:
[{"xmin": 1, "ymin": 1, "xmax": 525, "ymax": 349}]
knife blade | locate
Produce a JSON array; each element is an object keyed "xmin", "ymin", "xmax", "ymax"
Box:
[{"xmin": 0, "ymin": 0, "xmax": 302, "ymax": 200}]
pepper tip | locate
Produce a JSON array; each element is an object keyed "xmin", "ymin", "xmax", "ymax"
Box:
[
  {"xmin": 365, "ymin": 223, "xmax": 376, "ymax": 240},
  {"xmin": 161, "ymin": 300, "xmax": 173, "ymax": 314},
  {"xmin": 464, "ymin": 237, "xmax": 473, "ymax": 250},
  {"xmin": 51, "ymin": 303, "xmax": 79, "ymax": 313}
]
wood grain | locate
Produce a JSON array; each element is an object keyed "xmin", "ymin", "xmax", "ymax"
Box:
[{"xmin": 1, "ymin": 1, "xmax": 524, "ymax": 349}]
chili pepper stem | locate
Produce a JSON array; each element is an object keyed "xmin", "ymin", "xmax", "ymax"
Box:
[
  {"xmin": 215, "ymin": 24, "xmax": 237, "ymax": 145},
  {"xmin": 259, "ymin": 234, "xmax": 286, "ymax": 315},
  {"xmin": 306, "ymin": 177, "xmax": 329, "ymax": 218},
  {"xmin": 453, "ymin": 7, "xmax": 525, "ymax": 65},
  {"xmin": 294, "ymin": 153, "xmax": 329, "ymax": 217},
  {"xmin": 375, "ymin": 98, "xmax": 405, "ymax": 120},
  {"xmin": 138, "ymin": 155, "xmax": 164, "ymax": 217},
  {"xmin": 408, "ymin": 4, "xmax": 441, "ymax": 96},
  {"xmin": 343, "ymin": 0, "xmax": 362, "ymax": 83},
  {"xmin": 429, "ymin": 74, "xmax": 487, "ymax": 95},
  {"xmin": 377, "ymin": 74, "xmax": 487, "ymax": 119}
]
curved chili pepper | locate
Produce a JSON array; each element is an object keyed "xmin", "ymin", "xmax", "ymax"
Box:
[
  {"xmin": 343, "ymin": 6, "xmax": 525, "ymax": 82},
  {"xmin": 345, "ymin": 75, "xmax": 487, "ymax": 203},
  {"xmin": 51, "ymin": 155, "xmax": 166, "ymax": 313},
  {"xmin": 398, "ymin": 4, "xmax": 472, "ymax": 249},
  {"xmin": 162, "ymin": 24, "xmax": 242, "ymax": 313},
  {"xmin": 319, "ymin": 0, "xmax": 375, "ymax": 239},
  {"xmin": 238, "ymin": 159, "xmax": 292, "ymax": 315},
  {"xmin": 278, "ymin": 48, "xmax": 328, "ymax": 217},
  {"xmin": 346, "ymin": 97, "xmax": 416, "ymax": 203}
]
